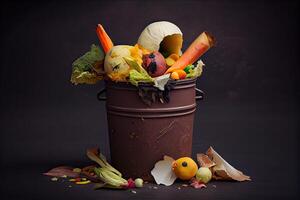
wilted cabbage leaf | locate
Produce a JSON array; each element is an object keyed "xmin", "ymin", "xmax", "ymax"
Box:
[
  {"xmin": 128, "ymin": 69, "xmax": 153, "ymax": 86},
  {"xmin": 71, "ymin": 44, "xmax": 105, "ymax": 84},
  {"xmin": 123, "ymin": 56, "xmax": 154, "ymax": 86}
]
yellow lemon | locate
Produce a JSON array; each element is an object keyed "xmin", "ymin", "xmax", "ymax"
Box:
[{"xmin": 172, "ymin": 157, "xmax": 198, "ymax": 180}]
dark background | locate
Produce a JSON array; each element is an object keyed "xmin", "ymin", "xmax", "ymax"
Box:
[{"xmin": 0, "ymin": 0, "xmax": 299, "ymax": 199}]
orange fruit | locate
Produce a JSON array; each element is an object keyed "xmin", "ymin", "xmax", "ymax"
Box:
[{"xmin": 172, "ymin": 157, "xmax": 198, "ymax": 180}]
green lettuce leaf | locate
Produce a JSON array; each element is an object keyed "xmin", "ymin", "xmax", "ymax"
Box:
[
  {"xmin": 186, "ymin": 60, "xmax": 205, "ymax": 78},
  {"xmin": 128, "ymin": 69, "xmax": 153, "ymax": 86},
  {"xmin": 123, "ymin": 56, "xmax": 154, "ymax": 86},
  {"xmin": 71, "ymin": 44, "xmax": 105, "ymax": 85}
]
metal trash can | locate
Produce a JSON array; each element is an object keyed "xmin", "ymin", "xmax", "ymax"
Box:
[{"xmin": 97, "ymin": 78, "xmax": 203, "ymax": 181}]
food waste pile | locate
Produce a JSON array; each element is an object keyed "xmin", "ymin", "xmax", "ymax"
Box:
[
  {"xmin": 70, "ymin": 21, "xmax": 214, "ymax": 92},
  {"xmin": 44, "ymin": 21, "xmax": 250, "ymax": 192}
]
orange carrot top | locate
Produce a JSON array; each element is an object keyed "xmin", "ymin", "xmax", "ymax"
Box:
[{"xmin": 96, "ymin": 24, "xmax": 114, "ymax": 54}]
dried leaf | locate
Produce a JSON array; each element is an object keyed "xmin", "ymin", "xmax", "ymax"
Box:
[
  {"xmin": 206, "ymin": 147, "xmax": 251, "ymax": 181},
  {"xmin": 43, "ymin": 166, "xmax": 80, "ymax": 178},
  {"xmin": 197, "ymin": 153, "xmax": 216, "ymax": 168},
  {"xmin": 151, "ymin": 156, "xmax": 177, "ymax": 186}
]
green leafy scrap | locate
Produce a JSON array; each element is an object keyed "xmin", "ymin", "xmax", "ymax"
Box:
[
  {"xmin": 186, "ymin": 60, "xmax": 205, "ymax": 78},
  {"xmin": 71, "ymin": 44, "xmax": 105, "ymax": 85},
  {"xmin": 123, "ymin": 56, "xmax": 154, "ymax": 86}
]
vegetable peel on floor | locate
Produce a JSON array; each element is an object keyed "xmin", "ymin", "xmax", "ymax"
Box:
[
  {"xmin": 197, "ymin": 154, "xmax": 216, "ymax": 168},
  {"xmin": 86, "ymin": 147, "xmax": 122, "ymax": 177},
  {"xmin": 197, "ymin": 146, "xmax": 251, "ymax": 181},
  {"xmin": 151, "ymin": 156, "xmax": 177, "ymax": 186},
  {"xmin": 75, "ymin": 180, "xmax": 91, "ymax": 185},
  {"xmin": 94, "ymin": 168, "xmax": 126, "ymax": 189},
  {"xmin": 44, "ymin": 166, "xmax": 80, "ymax": 178},
  {"xmin": 190, "ymin": 178, "xmax": 207, "ymax": 189}
]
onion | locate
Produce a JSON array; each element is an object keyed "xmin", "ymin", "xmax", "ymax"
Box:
[{"xmin": 137, "ymin": 21, "xmax": 183, "ymax": 57}]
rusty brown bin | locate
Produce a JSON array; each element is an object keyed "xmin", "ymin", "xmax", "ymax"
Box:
[{"xmin": 97, "ymin": 78, "xmax": 202, "ymax": 181}]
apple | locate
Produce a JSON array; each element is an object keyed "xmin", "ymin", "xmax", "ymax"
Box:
[{"xmin": 142, "ymin": 51, "xmax": 167, "ymax": 77}]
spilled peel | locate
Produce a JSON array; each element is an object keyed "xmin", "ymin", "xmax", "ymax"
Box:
[
  {"xmin": 197, "ymin": 147, "xmax": 251, "ymax": 181},
  {"xmin": 190, "ymin": 178, "xmax": 207, "ymax": 189},
  {"xmin": 86, "ymin": 147, "xmax": 122, "ymax": 177},
  {"xmin": 197, "ymin": 153, "xmax": 216, "ymax": 168},
  {"xmin": 151, "ymin": 156, "xmax": 177, "ymax": 186},
  {"xmin": 43, "ymin": 166, "xmax": 80, "ymax": 178}
]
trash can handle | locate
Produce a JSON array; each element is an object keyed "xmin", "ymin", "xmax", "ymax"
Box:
[
  {"xmin": 195, "ymin": 88, "xmax": 204, "ymax": 100},
  {"xmin": 97, "ymin": 88, "xmax": 107, "ymax": 101}
]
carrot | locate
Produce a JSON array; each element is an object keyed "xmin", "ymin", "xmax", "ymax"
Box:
[
  {"xmin": 170, "ymin": 70, "xmax": 187, "ymax": 80},
  {"xmin": 165, "ymin": 31, "xmax": 215, "ymax": 74},
  {"xmin": 171, "ymin": 71, "xmax": 179, "ymax": 80},
  {"xmin": 96, "ymin": 24, "xmax": 114, "ymax": 54},
  {"xmin": 175, "ymin": 69, "xmax": 187, "ymax": 79}
]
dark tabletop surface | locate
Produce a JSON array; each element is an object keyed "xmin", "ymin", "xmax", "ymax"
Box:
[{"xmin": 0, "ymin": 0, "xmax": 299, "ymax": 199}]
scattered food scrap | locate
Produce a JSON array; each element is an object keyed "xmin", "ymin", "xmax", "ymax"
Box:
[
  {"xmin": 198, "ymin": 147, "xmax": 251, "ymax": 181},
  {"xmin": 44, "ymin": 166, "xmax": 80, "ymax": 178},
  {"xmin": 51, "ymin": 177, "xmax": 58, "ymax": 181},
  {"xmin": 182, "ymin": 184, "xmax": 189, "ymax": 187},
  {"xmin": 151, "ymin": 156, "xmax": 177, "ymax": 186},
  {"xmin": 131, "ymin": 190, "xmax": 137, "ymax": 194},
  {"xmin": 75, "ymin": 180, "xmax": 91, "ymax": 185},
  {"xmin": 150, "ymin": 146, "xmax": 250, "ymax": 189}
]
